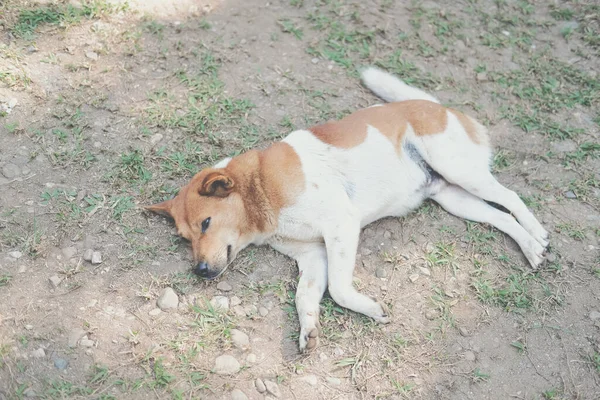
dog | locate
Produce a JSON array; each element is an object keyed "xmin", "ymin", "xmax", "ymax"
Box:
[{"xmin": 146, "ymin": 67, "xmax": 549, "ymax": 352}]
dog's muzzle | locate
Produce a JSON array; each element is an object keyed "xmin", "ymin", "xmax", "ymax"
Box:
[{"xmin": 194, "ymin": 262, "xmax": 211, "ymax": 278}]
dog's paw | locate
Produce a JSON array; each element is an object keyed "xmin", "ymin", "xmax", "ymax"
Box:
[
  {"xmin": 371, "ymin": 301, "xmax": 391, "ymax": 324},
  {"xmin": 524, "ymin": 239, "xmax": 547, "ymax": 269},
  {"xmin": 523, "ymin": 218, "xmax": 550, "ymax": 248},
  {"xmin": 299, "ymin": 326, "xmax": 320, "ymax": 353}
]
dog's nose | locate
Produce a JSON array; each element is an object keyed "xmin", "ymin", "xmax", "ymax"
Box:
[{"xmin": 194, "ymin": 262, "xmax": 210, "ymax": 277}]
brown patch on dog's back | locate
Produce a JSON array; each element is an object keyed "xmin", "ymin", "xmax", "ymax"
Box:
[
  {"xmin": 309, "ymin": 100, "xmax": 449, "ymax": 152},
  {"xmin": 449, "ymin": 109, "xmax": 481, "ymax": 144}
]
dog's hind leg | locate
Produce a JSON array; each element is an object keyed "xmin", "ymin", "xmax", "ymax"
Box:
[
  {"xmin": 431, "ymin": 184, "xmax": 546, "ymax": 268},
  {"xmin": 410, "ymin": 112, "xmax": 549, "ymax": 250},
  {"xmin": 323, "ymin": 204, "xmax": 390, "ymax": 323}
]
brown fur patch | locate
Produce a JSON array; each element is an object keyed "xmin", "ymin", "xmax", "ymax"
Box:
[
  {"xmin": 309, "ymin": 100, "xmax": 449, "ymax": 151},
  {"xmin": 449, "ymin": 109, "xmax": 481, "ymax": 144}
]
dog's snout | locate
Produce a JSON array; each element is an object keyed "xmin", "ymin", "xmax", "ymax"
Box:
[{"xmin": 194, "ymin": 261, "xmax": 210, "ymax": 277}]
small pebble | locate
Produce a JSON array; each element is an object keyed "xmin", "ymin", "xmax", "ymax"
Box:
[
  {"xmin": 258, "ymin": 306, "xmax": 269, "ymax": 317},
  {"xmin": 91, "ymin": 251, "xmax": 102, "ymax": 264},
  {"xmin": 80, "ymin": 339, "xmax": 95, "ymax": 347},
  {"xmin": 409, "ymin": 274, "xmax": 419, "ymax": 283},
  {"xmin": 300, "ymin": 374, "xmax": 318, "ymax": 386},
  {"xmin": 230, "ymin": 329, "xmax": 250, "ymax": 350},
  {"xmin": 246, "ymin": 353, "xmax": 257, "ymax": 363},
  {"xmin": 375, "ymin": 266, "xmax": 388, "ymax": 279},
  {"xmin": 214, "ymin": 355, "xmax": 240, "ymax": 375},
  {"xmin": 25, "ymin": 324, "xmax": 33, "ymax": 330},
  {"xmin": 210, "ymin": 296, "xmax": 229, "ymax": 311},
  {"xmin": 230, "ymin": 296, "xmax": 242, "ymax": 306},
  {"xmin": 157, "ymin": 288, "xmax": 179, "ymax": 310},
  {"xmin": 565, "ymin": 190, "xmax": 577, "ymax": 199},
  {"xmin": 49, "ymin": 275, "xmax": 62, "ymax": 288},
  {"xmin": 231, "ymin": 389, "xmax": 248, "ymax": 400},
  {"xmin": 2, "ymin": 164, "xmax": 21, "ymax": 179},
  {"xmin": 149, "ymin": 308, "xmax": 162, "ymax": 316},
  {"xmin": 546, "ymin": 253, "xmax": 557, "ymax": 263},
  {"xmin": 326, "ymin": 377, "xmax": 341, "ymax": 386},
  {"xmin": 459, "ymin": 326, "xmax": 470, "ymax": 337},
  {"xmin": 217, "ymin": 281, "xmax": 233, "ymax": 292},
  {"xmin": 589, "ymin": 311, "xmax": 600, "ymax": 321},
  {"xmin": 464, "ymin": 351, "xmax": 476, "ymax": 361},
  {"xmin": 31, "ymin": 348, "xmax": 46, "ymax": 358},
  {"xmin": 419, "ymin": 266, "xmax": 431, "ymax": 276},
  {"xmin": 53, "ymin": 357, "xmax": 69, "ymax": 370},
  {"xmin": 85, "ymin": 51, "xmax": 99, "ymax": 60},
  {"xmin": 8, "ymin": 250, "xmax": 22, "ymax": 259},
  {"xmin": 264, "ymin": 380, "xmax": 281, "ymax": 398},
  {"xmin": 83, "ymin": 249, "xmax": 94, "ymax": 261},
  {"xmin": 150, "ymin": 133, "xmax": 163, "ymax": 145},
  {"xmin": 255, "ymin": 378, "xmax": 266, "ymax": 393},
  {"xmin": 68, "ymin": 328, "xmax": 86, "ymax": 347}
]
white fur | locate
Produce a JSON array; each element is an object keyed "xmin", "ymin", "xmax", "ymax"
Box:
[
  {"xmin": 361, "ymin": 66, "xmax": 440, "ymax": 104},
  {"xmin": 258, "ymin": 68, "xmax": 548, "ymax": 352}
]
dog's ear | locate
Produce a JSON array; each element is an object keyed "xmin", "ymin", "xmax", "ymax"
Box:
[
  {"xmin": 144, "ymin": 199, "xmax": 174, "ymax": 218},
  {"xmin": 199, "ymin": 171, "xmax": 235, "ymax": 198}
]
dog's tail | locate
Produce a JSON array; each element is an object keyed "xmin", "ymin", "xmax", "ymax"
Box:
[{"xmin": 360, "ymin": 66, "xmax": 439, "ymax": 104}]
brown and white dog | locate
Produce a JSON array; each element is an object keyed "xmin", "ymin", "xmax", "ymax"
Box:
[{"xmin": 146, "ymin": 67, "xmax": 549, "ymax": 351}]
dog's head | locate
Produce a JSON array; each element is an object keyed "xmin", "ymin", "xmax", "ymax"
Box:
[{"xmin": 146, "ymin": 168, "xmax": 250, "ymax": 280}]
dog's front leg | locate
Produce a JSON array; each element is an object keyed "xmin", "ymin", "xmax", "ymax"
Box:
[
  {"xmin": 324, "ymin": 208, "xmax": 390, "ymax": 323},
  {"xmin": 293, "ymin": 244, "xmax": 328, "ymax": 352},
  {"xmin": 274, "ymin": 241, "xmax": 328, "ymax": 352}
]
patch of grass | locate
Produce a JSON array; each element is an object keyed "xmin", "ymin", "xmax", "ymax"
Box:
[
  {"xmin": 149, "ymin": 357, "xmax": 175, "ymax": 388},
  {"xmin": 108, "ymin": 149, "xmax": 152, "ymax": 186},
  {"xmin": 375, "ymin": 51, "xmax": 442, "ymax": 90},
  {"xmin": 492, "ymin": 149, "xmax": 514, "ymax": 172},
  {"xmin": 555, "ymin": 222, "xmax": 586, "ymax": 241},
  {"xmin": 473, "ymin": 273, "xmax": 536, "ymax": 311},
  {"xmin": 0, "ymin": 274, "xmax": 12, "ymax": 287},
  {"xmin": 144, "ymin": 20, "xmax": 165, "ymax": 39},
  {"xmin": 492, "ymin": 53, "xmax": 598, "ymax": 137},
  {"xmin": 278, "ymin": 19, "xmax": 303, "ymax": 40},
  {"xmin": 391, "ymin": 379, "xmax": 414, "ymax": 395},
  {"xmin": 145, "ymin": 61, "xmax": 254, "ymax": 136},
  {"xmin": 189, "ymin": 298, "xmax": 235, "ymax": 346},
  {"xmin": 472, "ymin": 368, "xmax": 490, "ymax": 382},
  {"xmin": 568, "ymin": 175, "xmax": 600, "ymax": 203},
  {"xmin": 564, "ymin": 142, "xmax": 600, "ymax": 166},
  {"xmin": 305, "ymin": 10, "xmax": 375, "ymax": 71},
  {"xmin": 12, "ymin": 0, "xmax": 128, "ymax": 38},
  {"xmin": 510, "ymin": 340, "xmax": 526, "ymax": 353},
  {"xmin": 425, "ymin": 242, "xmax": 459, "ymax": 274}
]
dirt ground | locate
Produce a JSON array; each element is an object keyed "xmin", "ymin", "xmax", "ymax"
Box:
[{"xmin": 1, "ymin": 0, "xmax": 599, "ymax": 399}]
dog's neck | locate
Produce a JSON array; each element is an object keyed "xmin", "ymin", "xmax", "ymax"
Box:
[{"xmin": 225, "ymin": 142, "xmax": 304, "ymax": 243}]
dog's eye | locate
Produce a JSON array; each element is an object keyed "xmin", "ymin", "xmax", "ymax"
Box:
[{"xmin": 201, "ymin": 217, "xmax": 211, "ymax": 233}]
